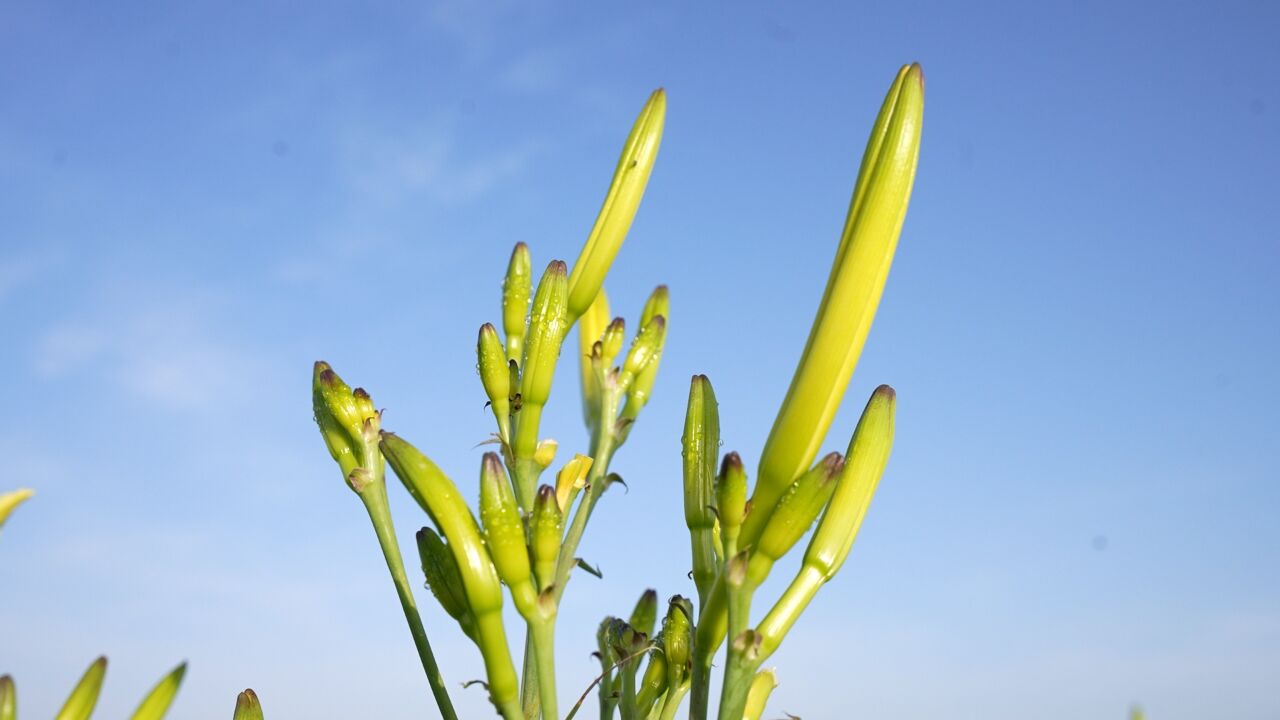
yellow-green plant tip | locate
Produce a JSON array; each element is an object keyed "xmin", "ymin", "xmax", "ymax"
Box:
[
  {"xmin": 747, "ymin": 63, "xmax": 922, "ymax": 548},
  {"xmin": 1129, "ymin": 705, "xmax": 1145, "ymax": 720},
  {"xmin": 742, "ymin": 669, "xmax": 779, "ymax": 720},
  {"xmin": 232, "ymin": 689, "xmax": 263, "ymax": 720},
  {"xmin": 0, "ymin": 675, "xmax": 15, "ymax": 720},
  {"xmin": 716, "ymin": 452, "xmax": 748, "ymax": 541},
  {"xmin": 639, "ymin": 285, "xmax": 669, "ymax": 328},
  {"xmin": 477, "ymin": 324, "xmax": 511, "ymax": 439},
  {"xmin": 416, "ymin": 527, "xmax": 477, "ymax": 641},
  {"xmin": 503, "ymin": 242, "xmax": 532, "ymax": 364},
  {"xmin": 129, "ymin": 661, "xmax": 187, "ymax": 720},
  {"xmin": 622, "ymin": 287, "xmax": 669, "ymax": 422},
  {"xmin": 662, "ymin": 595, "xmax": 693, "ymax": 688},
  {"xmin": 621, "ymin": 315, "xmax": 665, "ymax": 381},
  {"xmin": 0, "ymin": 488, "xmax": 35, "ymax": 532},
  {"xmin": 520, "ymin": 259, "xmax": 570, "ymax": 409},
  {"xmin": 479, "ymin": 452, "xmax": 532, "ymax": 591},
  {"xmin": 312, "ymin": 361, "xmax": 381, "ymax": 486},
  {"xmin": 756, "ymin": 452, "xmax": 843, "ymax": 566},
  {"xmin": 601, "ymin": 317, "xmax": 626, "ymax": 367},
  {"xmin": 682, "ymin": 375, "xmax": 720, "ymax": 603},
  {"xmin": 54, "ymin": 656, "xmax": 107, "ymax": 720},
  {"xmin": 629, "ymin": 588, "xmax": 660, "ymax": 639},
  {"xmin": 803, "ymin": 385, "xmax": 895, "ymax": 582},
  {"xmin": 567, "ymin": 88, "xmax": 666, "ymax": 322},
  {"xmin": 577, "ymin": 287, "xmax": 611, "ymax": 427},
  {"xmin": 531, "ymin": 484, "xmax": 564, "ymax": 592}
]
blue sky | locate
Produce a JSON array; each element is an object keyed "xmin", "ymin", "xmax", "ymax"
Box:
[{"xmin": 2, "ymin": 1, "xmax": 1278, "ymax": 718}]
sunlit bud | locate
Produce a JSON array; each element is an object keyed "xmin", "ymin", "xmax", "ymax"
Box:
[
  {"xmin": 534, "ymin": 439, "xmax": 559, "ymax": 469},
  {"xmin": 503, "ymin": 242, "xmax": 532, "ymax": 364},
  {"xmin": 130, "ymin": 662, "xmax": 187, "ymax": 720},
  {"xmin": 748, "ymin": 64, "xmax": 922, "ymax": 547},
  {"xmin": 662, "ymin": 595, "xmax": 694, "ymax": 687},
  {"xmin": 56, "ymin": 656, "xmax": 107, "ymax": 720},
  {"xmin": 566, "ymin": 89, "xmax": 666, "ymax": 321},
  {"xmin": 312, "ymin": 362, "xmax": 381, "ymax": 487},
  {"xmin": 742, "ymin": 669, "xmax": 779, "ymax": 720},
  {"xmin": 416, "ymin": 527, "xmax": 477, "ymax": 642},
  {"xmin": 232, "ymin": 689, "xmax": 263, "ymax": 720},
  {"xmin": 1, "ymin": 675, "xmax": 15, "ymax": 720},
  {"xmin": 477, "ymin": 324, "xmax": 511, "ymax": 438},
  {"xmin": 554, "ymin": 454, "xmax": 593, "ymax": 513},
  {"xmin": 479, "ymin": 453, "xmax": 532, "ymax": 590},
  {"xmin": 628, "ymin": 589, "xmax": 659, "ymax": 639},
  {"xmin": 520, "ymin": 260, "xmax": 570, "ymax": 411},
  {"xmin": 621, "ymin": 286, "xmax": 669, "ymax": 421},
  {"xmin": 0, "ymin": 488, "xmax": 34, "ymax": 533},
  {"xmin": 756, "ymin": 453, "xmax": 843, "ymax": 567},
  {"xmin": 577, "ymin": 288, "xmax": 611, "ymax": 426},
  {"xmin": 682, "ymin": 375, "xmax": 720, "ymax": 603},
  {"xmin": 715, "ymin": 452, "xmax": 748, "ymax": 549},
  {"xmin": 619, "ymin": 316, "xmax": 665, "ymax": 392},
  {"xmin": 601, "ymin": 318, "xmax": 626, "ymax": 368},
  {"xmin": 531, "ymin": 485, "xmax": 564, "ymax": 592},
  {"xmin": 802, "ymin": 386, "xmax": 895, "ymax": 582}
]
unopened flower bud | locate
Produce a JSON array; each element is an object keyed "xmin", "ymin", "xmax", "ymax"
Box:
[
  {"xmin": 601, "ymin": 318, "xmax": 626, "ymax": 368},
  {"xmin": 682, "ymin": 375, "xmax": 720, "ymax": 602},
  {"xmin": 503, "ymin": 242, "xmax": 532, "ymax": 364},
  {"xmin": 628, "ymin": 588, "xmax": 659, "ymax": 639},
  {"xmin": 756, "ymin": 452, "xmax": 842, "ymax": 567},
  {"xmin": 520, "ymin": 260, "xmax": 570, "ymax": 411},
  {"xmin": 232, "ymin": 689, "xmax": 263, "ymax": 720},
  {"xmin": 662, "ymin": 595, "xmax": 693, "ymax": 687},
  {"xmin": 577, "ymin": 288, "xmax": 611, "ymax": 427},
  {"xmin": 622, "ymin": 286, "xmax": 669, "ymax": 421},
  {"xmin": 531, "ymin": 485, "xmax": 563, "ymax": 592},
  {"xmin": 716, "ymin": 452, "xmax": 748, "ymax": 552},
  {"xmin": 416, "ymin": 527, "xmax": 477, "ymax": 641},
  {"xmin": 0, "ymin": 488, "xmax": 34, "ymax": 533},
  {"xmin": 312, "ymin": 361, "xmax": 381, "ymax": 486},
  {"xmin": 57, "ymin": 656, "xmax": 107, "ymax": 720},
  {"xmin": 131, "ymin": 662, "xmax": 187, "ymax": 720},
  {"xmin": 477, "ymin": 324, "xmax": 511, "ymax": 438}
]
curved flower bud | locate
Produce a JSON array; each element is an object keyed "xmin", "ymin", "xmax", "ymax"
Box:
[
  {"xmin": 0, "ymin": 488, "xmax": 34, "ymax": 534},
  {"xmin": 56, "ymin": 656, "xmax": 106, "ymax": 720},
  {"xmin": 716, "ymin": 452, "xmax": 748, "ymax": 555},
  {"xmin": 618, "ymin": 316, "xmax": 665, "ymax": 394},
  {"xmin": 477, "ymin": 324, "xmax": 511, "ymax": 440},
  {"xmin": 130, "ymin": 661, "xmax": 187, "ymax": 720},
  {"xmin": 622, "ymin": 286, "xmax": 669, "ymax": 421},
  {"xmin": 567, "ymin": 89, "xmax": 666, "ymax": 321},
  {"xmin": 531, "ymin": 485, "xmax": 564, "ymax": 592},
  {"xmin": 682, "ymin": 375, "xmax": 720, "ymax": 604},
  {"xmin": 503, "ymin": 242, "xmax": 532, "ymax": 364},
  {"xmin": 601, "ymin": 318, "xmax": 626, "ymax": 369},
  {"xmin": 628, "ymin": 588, "xmax": 659, "ymax": 639},
  {"xmin": 416, "ymin": 527, "xmax": 477, "ymax": 642},
  {"xmin": 312, "ymin": 362, "xmax": 381, "ymax": 490},
  {"xmin": 1, "ymin": 675, "xmax": 15, "ymax": 720},
  {"xmin": 479, "ymin": 453, "xmax": 532, "ymax": 592},
  {"xmin": 634, "ymin": 649, "xmax": 669, "ymax": 716},
  {"xmin": 520, "ymin": 260, "xmax": 570, "ymax": 410},
  {"xmin": 662, "ymin": 595, "xmax": 694, "ymax": 689},
  {"xmin": 232, "ymin": 689, "xmax": 263, "ymax": 720},
  {"xmin": 755, "ymin": 452, "xmax": 843, "ymax": 570}
]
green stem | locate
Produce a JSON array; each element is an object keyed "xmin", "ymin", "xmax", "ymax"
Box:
[
  {"xmin": 360, "ymin": 486, "xmax": 459, "ymax": 720},
  {"xmin": 618, "ymin": 657, "xmax": 639, "ymax": 720},
  {"xmin": 716, "ymin": 575, "xmax": 755, "ymax": 720},
  {"xmin": 531, "ymin": 619, "xmax": 559, "ymax": 720},
  {"xmin": 520, "ymin": 635, "xmax": 540, "ymax": 720},
  {"xmin": 657, "ymin": 684, "xmax": 688, "ymax": 720}
]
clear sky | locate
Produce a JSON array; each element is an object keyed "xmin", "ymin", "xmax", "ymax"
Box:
[{"xmin": 2, "ymin": 1, "xmax": 1278, "ymax": 718}]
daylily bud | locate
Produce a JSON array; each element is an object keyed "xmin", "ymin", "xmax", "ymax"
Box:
[
  {"xmin": 597, "ymin": 616, "xmax": 621, "ymax": 668},
  {"xmin": 130, "ymin": 662, "xmax": 187, "ymax": 720},
  {"xmin": 477, "ymin": 324, "xmax": 510, "ymax": 439},
  {"xmin": 520, "ymin": 260, "xmax": 570, "ymax": 411},
  {"xmin": 600, "ymin": 318, "xmax": 626, "ymax": 368},
  {"xmin": 747, "ymin": 63, "xmax": 922, "ymax": 548},
  {"xmin": 503, "ymin": 242, "xmax": 532, "ymax": 364},
  {"xmin": 416, "ymin": 527, "xmax": 477, "ymax": 642},
  {"xmin": 0, "ymin": 488, "xmax": 34, "ymax": 533},
  {"xmin": 628, "ymin": 588, "xmax": 659, "ymax": 639},
  {"xmin": 554, "ymin": 454, "xmax": 593, "ymax": 513},
  {"xmin": 756, "ymin": 452, "xmax": 842, "ymax": 568},
  {"xmin": 682, "ymin": 375, "xmax": 720, "ymax": 603},
  {"xmin": 621, "ymin": 286, "xmax": 669, "ymax": 421},
  {"xmin": 566, "ymin": 89, "xmax": 666, "ymax": 321},
  {"xmin": 232, "ymin": 689, "xmax": 263, "ymax": 720},
  {"xmin": 577, "ymin": 288, "xmax": 611, "ymax": 427},
  {"xmin": 619, "ymin": 316, "xmax": 665, "ymax": 391},
  {"xmin": 56, "ymin": 656, "xmax": 107, "ymax": 720},
  {"xmin": 531, "ymin": 485, "xmax": 564, "ymax": 592},
  {"xmin": 312, "ymin": 361, "xmax": 381, "ymax": 488},
  {"xmin": 1, "ymin": 675, "xmax": 15, "ymax": 720},
  {"xmin": 634, "ymin": 650, "xmax": 669, "ymax": 716},
  {"xmin": 716, "ymin": 452, "xmax": 748, "ymax": 553},
  {"xmin": 662, "ymin": 595, "xmax": 694, "ymax": 688},
  {"xmin": 479, "ymin": 453, "xmax": 532, "ymax": 591},
  {"xmin": 742, "ymin": 669, "xmax": 779, "ymax": 720}
]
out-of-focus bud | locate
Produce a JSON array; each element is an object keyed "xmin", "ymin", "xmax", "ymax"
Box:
[
  {"xmin": 634, "ymin": 649, "xmax": 669, "ymax": 716},
  {"xmin": 531, "ymin": 485, "xmax": 564, "ymax": 592},
  {"xmin": 662, "ymin": 595, "xmax": 694, "ymax": 689},
  {"xmin": 554, "ymin": 454, "xmax": 593, "ymax": 513},
  {"xmin": 747, "ymin": 63, "xmax": 922, "ymax": 548},
  {"xmin": 534, "ymin": 439, "xmax": 559, "ymax": 470},
  {"xmin": 312, "ymin": 362, "xmax": 381, "ymax": 490},
  {"xmin": 742, "ymin": 669, "xmax": 779, "ymax": 720},
  {"xmin": 621, "ymin": 286, "xmax": 669, "ymax": 422},
  {"xmin": 756, "ymin": 453, "xmax": 843, "ymax": 568},
  {"xmin": 566, "ymin": 89, "xmax": 666, "ymax": 322},
  {"xmin": 628, "ymin": 589, "xmax": 659, "ymax": 639},
  {"xmin": 56, "ymin": 656, "xmax": 107, "ymax": 720},
  {"xmin": 503, "ymin": 242, "xmax": 532, "ymax": 364},
  {"xmin": 232, "ymin": 689, "xmax": 264, "ymax": 720},
  {"xmin": 1, "ymin": 675, "xmax": 16, "ymax": 720},
  {"xmin": 130, "ymin": 662, "xmax": 187, "ymax": 720},
  {"xmin": 0, "ymin": 488, "xmax": 34, "ymax": 533},
  {"xmin": 577, "ymin": 288, "xmax": 611, "ymax": 427},
  {"xmin": 416, "ymin": 527, "xmax": 477, "ymax": 642},
  {"xmin": 479, "ymin": 453, "xmax": 532, "ymax": 591},
  {"xmin": 477, "ymin": 324, "xmax": 511, "ymax": 440},
  {"xmin": 682, "ymin": 375, "xmax": 720, "ymax": 603},
  {"xmin": 601, "ymin": 318, "xmax": 626, "ymax": 368},
  {"xmin": 716, "ymin": 452, "xmax": 748, "ymax": 553}
]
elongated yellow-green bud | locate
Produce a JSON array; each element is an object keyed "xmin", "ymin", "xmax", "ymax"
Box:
[
  {"xmin": 0, "ymin": 675, "xmax": 15, "ymax": 720},
  {"xmin": 618, "ymin": 316, "xmax": 665, "ymax": 395},
  {"xmin": 531, "ymin": 485, "xmax": 563, "ymax": 592},
  {"xmin": 756, "ymin": 452, "xmax": 843, "ymax": 568},
  {"xmin": 622, "ymin": 286, "xmax": 669, "ymax": 421},
  {"xmin": 312, "ymin": 362, "xmax": 381, "ymax": 489},
  {"xmin": 503, "ymin": 242, "xmax": 532, "ymax": 364},
  {"xmin": 634, "ymin": 650, "xmax": 669, "ymax": 716},
  {"xmin": 416, "ymin": 527, "xmax": 477, "ymax": 642},
  {"xmin": 682, "ymin": 375, "xmax": 720, "ymax": 604},
  {"xmin": 600, "ymin": 318, "xmax": 626, "ymax": 368},
  {"xmin": 755, "ymin": 386, "xmax": 895, "ymax": 662},
  {"xmin": 479, "ymin": 453, "xmax": 532, "ymax": 590},
  {"xmin": 577, "ymin": 288, "xmax": 611, "ymax": 426},
  {"xmin": 0, "ymin": 488, "xmax": 34, "ymax": 533},
  {"xmin": 566, "ymin": 89, "xmax": 666, "ymax": 321},
  {"xmin": 520, "ymin": 260, "xmax": 570, "ymax": 410},
  {"xmin": 554, "ymin": 454, "xmax": 593, "ymax": 513},
  {"xmin": 742, "ymin": 669, "xmax": 778, "ymax": 720},
  {"xmin": 55, "ymin": 656, "xmax": 106, "ymax": 720},
  {"xmin": 716, "ymin": 452, "xmax": 748, "ymax": 555},
  {"xmin": 130, "ymin": 661, "xmax": 187, "ymax": 720},
  {"xmin": 747, "ymin": 64, "xmax": 922, "ymax": 547},
  {"xmin": 663, "ymin": 595, "xmax": 694, "ymax": 689},
  {"xmin": 232, "ymin": 689, "xmax": 263, "ymax": 720},
  {"xmin": 477, "ymin": 324, "xmax": 511, "ymax": 440},
  {"xmin": 629, "ymin": 588, "xmax": 660, "ymax": 639}
]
